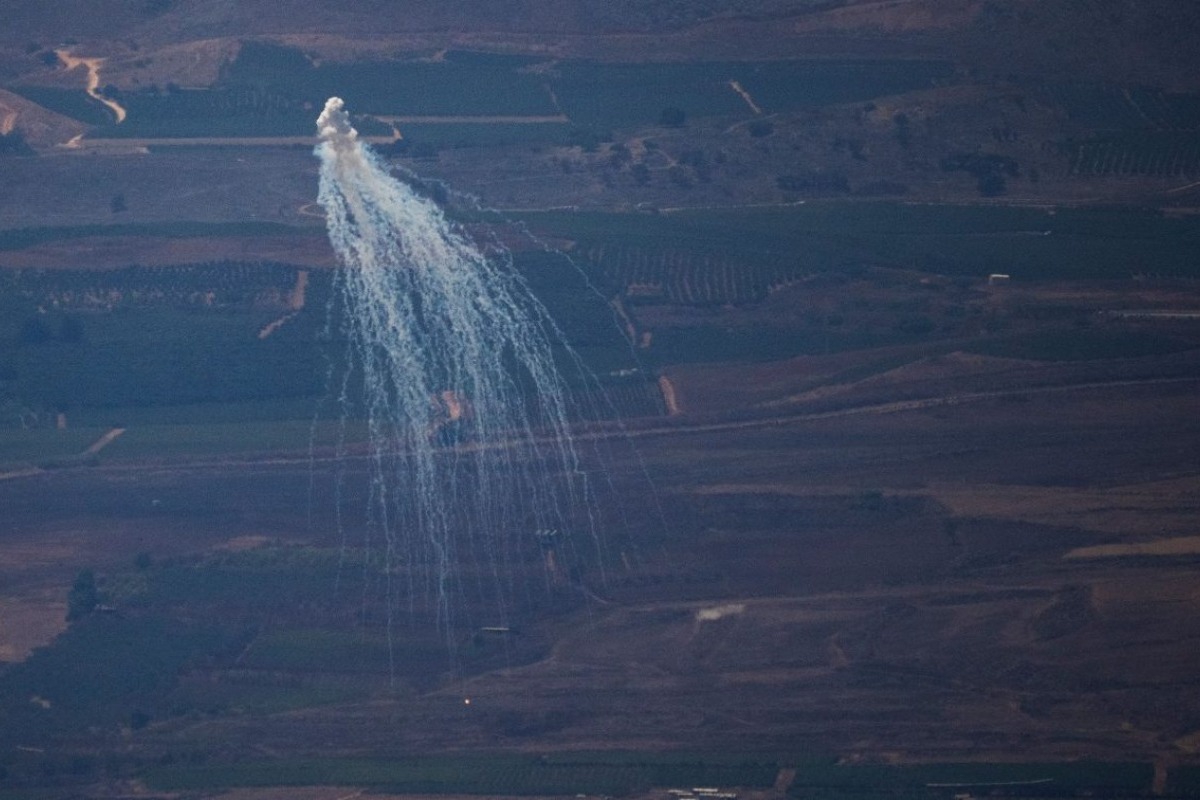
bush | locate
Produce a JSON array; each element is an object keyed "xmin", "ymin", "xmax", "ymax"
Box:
[
  {"xmin": 66, "ymin": 569, "xmax": 98, "ymax": 621},
  {"xmin": 0, "ymin": 131, "xmax": 34, "ymax": 157}
]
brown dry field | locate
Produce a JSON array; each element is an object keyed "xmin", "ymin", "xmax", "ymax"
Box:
[{"xmin": 3, "ymin": 353, "xmax": 1199, "ymax": 764}]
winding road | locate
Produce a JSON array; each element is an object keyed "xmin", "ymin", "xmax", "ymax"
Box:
[{"xmin": 55, "ymin": 49, "xmax": 127, "ymax": 124}]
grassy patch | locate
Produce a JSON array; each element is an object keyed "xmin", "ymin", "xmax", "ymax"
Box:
[
  {"xmin": 5, "ymin": 308, "xmax": 324, "ymax": 410},
  {"xmin": 3, "ymin": 85, "xmax": 114, "ymax": 125},
  {"xmin": 68, "ymin": 396, "xmax": 324, "ymax": 427},
  {"xmin": 142, "ymin": 547, "xmax": 361, "ymax": 612},
  {"xmin": 0, "ymin": 427, "xmax": 106, "ymax": 468},
  {"xmin": 555, "ymin": 60, "xmax": 952, "ymax": 128},
  {"xmin": 239, "ymin": 628, "xmax": 393, "ymax": 674},
  {"xmin": 145, "ymin": 753, "xmax": 779, "ymax": 793},
  {"xmin": 520, "ymin": 203, "xmax": 1200, "ymax": 282},
  {"xmin": 100, "ymin": 419, "xmax": 363, "ymax": 460},
  {"xmin": 167, "ymin": 671, "xmax": 367, "ymax": 716}
]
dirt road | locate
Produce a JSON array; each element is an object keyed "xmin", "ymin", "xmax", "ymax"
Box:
[{"xmin": 55, "ymin": 49, "xmax": 127, "ymax": 124}]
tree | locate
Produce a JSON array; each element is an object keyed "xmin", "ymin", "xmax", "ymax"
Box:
[{"xmin": 66, "ymin": 569, "xmax": 98, "ymax": 621}]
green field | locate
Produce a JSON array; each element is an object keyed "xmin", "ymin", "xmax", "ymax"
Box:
[
  {"xmin": 555, "ymin": 59, "xmax": 953, "ymax": 128},
  {"xmin": 6, "ymin": 306, "xmax": 323, "ymax": 410},
  {"xmin": 145, "ymin": 753, "xmax": 779, "ymax": 793},
  {"xmin": 139, "ymin": 752, "xmax": 1159, "ymax": 797},
  {"xmin": 0, "ymin": 426, "xmax": 107, "ymax": 468},
  {"xmin": 521, "ymin": 203, "xmax": 1200, "ymax": 282},
  {"xmin": 3, "ymin": 85, "xmax": 115, "ymax": 125}
]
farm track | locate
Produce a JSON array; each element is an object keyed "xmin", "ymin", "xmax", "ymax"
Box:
[{"xmin": 54, "ymin": 49, "xmax": 127, "ymax": 124}]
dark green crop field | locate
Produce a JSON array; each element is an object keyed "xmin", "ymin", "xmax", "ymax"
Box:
[{"xmin": 522, "ymin": 203, "xmax": 1200, "ymax": 282}]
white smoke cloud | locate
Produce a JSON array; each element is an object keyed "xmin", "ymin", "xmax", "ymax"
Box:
[
  {"xmin": 695, "ymin": 603, "xmax": 745, "ymax": 622},
  {"xmin": 317, "ymin": 96, "xmax": 358, "ymax": 150},
  {"xmin": 312, "ymin": 97, "xmax": 603, "ymax": 644}
]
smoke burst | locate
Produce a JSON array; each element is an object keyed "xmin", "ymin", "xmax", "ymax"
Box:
[{"xmin": 315, "ymin": 97, "xmax": 604, "ymax": 647}]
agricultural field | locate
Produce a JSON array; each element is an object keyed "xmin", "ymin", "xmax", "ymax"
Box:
[
  {"xmin": 6, "ymin": 45, "xmax": 955, "ymax": 144},
  {"xmin": 3, "ymin": 2, "xmax": 1200, "ymax": 797},
  {"xmin": 1066, "ymin": 132, "xmax": 1200, "ymax": 177},
  {"xmin": 3, "ymin": 202, "xmax": 1197, "ymax": 440},
  {"xmin": 4, "ymin": 202, "xmax": 1200, "ymax": 438},
  {"xmin": 530, "ymin": 202, "xmax": 1200, "ymax": 297},
  {"xmin": 3, "ymin": 356, "xmax": 1200, "ymax": 792},
  {"xmin": 146, "ymin": 752, "xmax": 781, "ymax": 795}
]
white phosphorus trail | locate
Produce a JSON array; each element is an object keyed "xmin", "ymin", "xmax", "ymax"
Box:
[{"xmin": 314, "ymin": 98, "xmax": 604, "ymax": 647}]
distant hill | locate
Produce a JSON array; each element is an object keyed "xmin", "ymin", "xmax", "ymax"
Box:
[{"xmin": 2, "ymin": 0, "xmax": 1199, "ymax": 90}]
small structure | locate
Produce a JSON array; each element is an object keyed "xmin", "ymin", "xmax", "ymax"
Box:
[{"xmin": 987, "ymin": 273, "xmax": 1011, "ymax": 285}]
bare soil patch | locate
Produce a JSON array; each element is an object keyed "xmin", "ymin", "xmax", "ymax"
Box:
[
  {"xmin": 1066, "ymin": 535, "xmax": 1200, "ymax": 559},
  {"xmin": 928, "ymin": 476, "xmax": 1200, "ymax": 538},
  {"xmin": 0, "ymin": 87, "xmax": 85, "ymax": 145},
  {"xmin": 0, "ymin": 593, "xmax": 66, "ymax": 662}
]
